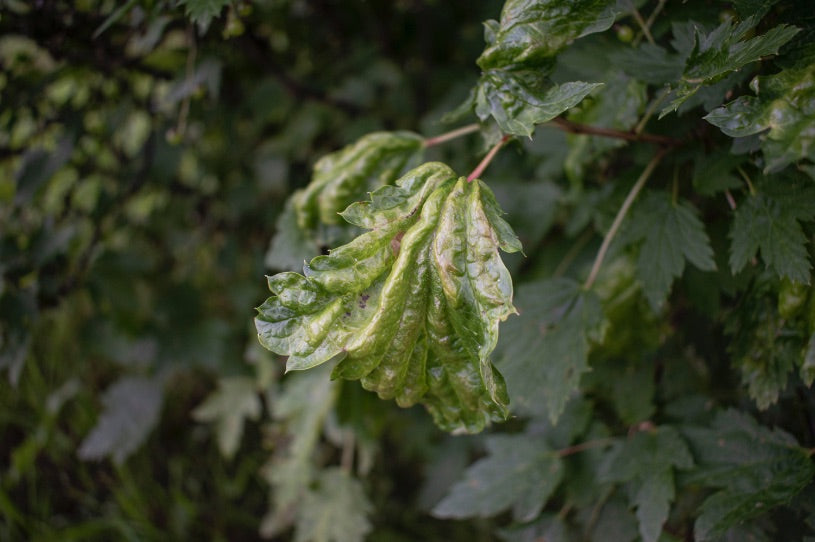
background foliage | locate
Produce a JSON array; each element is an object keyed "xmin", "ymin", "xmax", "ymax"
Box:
[{"xmin": 1, "ymin": 1, "xmax": 815, "ymax": 541}]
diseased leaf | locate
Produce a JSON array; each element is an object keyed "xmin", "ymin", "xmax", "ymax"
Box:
[
  {"xmin": 475, "ymin": 72, "xmax": 601, "ymax": 137},
  {"xmin": 78, "ymin": 376, "xmax": 163, "ymax": 465},
  {"xmin": 294, "ymin": 468, "xmax": 372, "ymax": 542},
  {"xmin": 729, "ymin": 181, "xmax": 815, "ymax": 283},
  {"xmin": 476, "ymin": 0, "xmax": 616, "ymax": 70},
  {"xmin": 600, "ymin": 426, "xmax": 694, "ymax": 542},
  {"xmin": 683, "ymin": 410, "xmax": 815, "ymax": 541},
  {"xmin": 192, "ymin": 377, "xmax": 261, "ymax": 459},
  {"xmin": 661, "ymin": 15, "xmax": 799, "ymax": 116},
  {"xmin": 256, "ymin": 162, "xmax": 521, "ymax": 433},
  {"xmin": 494, "ymin": 278, "xmax": 603, "ymax": 422},
  {"xmin": 433, "ymin": 433, "xmax": 563, "ymax": 521},
  {"xmin": 294, "ymin": 131, "xmax": 424, "ymax": 230},
  {"xmin": 471, "ymin": 0, "xmax": 616, "ymax": 136},
  {"xmin": 628, "ymin": 191, "xmax": 716, "ymax": 309},
  {"xmin": 705, "ymin": 62, "xmax": 815, "ymax": 172}
]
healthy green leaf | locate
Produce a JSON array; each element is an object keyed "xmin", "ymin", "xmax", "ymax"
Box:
[
  {"xmin": 294, "ymin": 468, "xmax": 372, "ymax": 542},
  {"xmin": 729, "ymin": 181, "xmax": 815, "ymax": 283},
  {"xmin": 294, "ymin": 131, "xmax": 424, "ymax": 230},
  {"xmin": 600, "ymin": 426, "xmax": 694, "ymax": 542},
  {"xmin": 705, "ymin": 62, "xmax": 815, "ymax": 172},
  {"xmin": 192, "ymin": 377, "xmax": 261, "ymax": 459},
  {"xmin": 471, "ymin": 0, "xmax": 616, "ymax": 136},
  {"xmin": 77, "ymin": 376, "xmax": 163, "ymax": 465},
  {"xmin": 627, "ymin": 191, "xmax": 716, "ymax": 309},
  {"xmin": 683, "ymin": 410, "xmax": 815, "ymax": 541},
  {"xmin": 433, "ymin": 433, "xmax": 563, "ymax": 521},
  {"xmin": 256, "ymin": 162, "xmax": 521, "ymax": 433},
  {"xmin": 662, "ymin": 17, "xmax": 799, "ymax": 115},
  {"xmin": 494, "ymin": 278, "xmax": 603, "ymax": 422}
]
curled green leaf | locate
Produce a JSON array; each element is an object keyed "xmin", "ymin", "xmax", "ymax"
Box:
[
  {"xmin": 256, "ymin": 162, "xmax": 521, "ymax": 433},
  {"xmin": 294, "ymin": 131, "xmax": 424, "ymax": 230}
]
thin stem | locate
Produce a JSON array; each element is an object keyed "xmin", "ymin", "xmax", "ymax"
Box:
[
  {"xmin": 549, "ymin": 117, "xmax": 679, "ymax": 147},
  {"xmin": 634, "ymin": 87, "xmax": 669, "ymax": 135},
  {"xmin": 629, "ymin": 2, "xmax": 655, "ymax": 45},
  {"xmin": 467, "ymin": 135, "xmax": 511, "ymax": 182},
  {"xmin": 423, "ymin": 123, "xmax": 480, "ymax": 147},
  {"xmin": 174, "ymin": 26, "xmax": 197, "ymax": 140},
  {"xmin": 557, "ymin": 437, "xmax": 615, "ymax": 457},
  {"xmin": 633, "ymin": 0, "xmax": 666, "ymax": 47},
  {"xmin": 737, "ymin": 166, "xmax": 757, "ymax": 196},
  {"xmin": 340, "ymin": 430, "xmax": 355, "ymax": 474},
  {"xmin": 584, "ymin": 150, "xmax": 666, "ymax": 290},
  {"xmin": 724, "ymin": 189, "xmax": 737, "ymax": 210}
]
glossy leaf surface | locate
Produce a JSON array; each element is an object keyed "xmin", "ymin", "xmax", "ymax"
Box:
[
  {"xmin": 705, "ymin": 62, "xmax": 815, "ymax": 172},
  {"xmin": 472, "ymin": 0, "xmax": 615, "ymax": 136},
  {"xmin": 256, "ymin": 162, "xmax": 521, "ymax": 433},
  {"xmin": 294, "ymin": 131, "xmax": 424, "ymax": 229}
]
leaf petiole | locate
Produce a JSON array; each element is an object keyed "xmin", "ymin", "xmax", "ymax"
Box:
[
  {"xmin": 467, "ymin": 135, "xmax": 511, "ymax": 181},
  {"xmin": 584, "ymin": 150, "xmax": 666, "ymax": 290},
  {"xmin": 423, "ymin": 123, "xmax": 480, "ymax": 148}
]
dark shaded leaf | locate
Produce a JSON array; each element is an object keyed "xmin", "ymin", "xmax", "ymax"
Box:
[
  {"xmin": 601, "ymin": 426, "xmax": 694, "ymax": 542},
  {"xmin": 628, "ymin": 191, "xmax": 716, "ymax": 309},
  {"xmin": 494, "ymin": 278, "xmax": 603, "ymax": 422},
  {"xmin": 433, "ymin": 433, "xmax": 563, "ymax": 521},
  {"xmin": 683, "ymin": 410, "xmax": 815, "ymax": 541}
]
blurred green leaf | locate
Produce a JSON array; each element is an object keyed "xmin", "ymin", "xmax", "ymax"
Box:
[
  {"xmin": 294, "ymin": 468, "xmax": 372, "ymax": 542},
  {"xmin": 77, "ymin": 376, "xmax": 163, "ymax": 465},
  {"xmin": 192, "ymin": 377, "xmax": 261, "ymax": 459}
]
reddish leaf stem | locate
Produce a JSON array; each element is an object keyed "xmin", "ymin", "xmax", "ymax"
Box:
[
  {"xmin": 467, "ymin": 135, "xmax": 511, "ymax": 182},
  {"xmin": 557, "ymin": 437, "xmax": 615, "ymax": 457},
  {"xmin": 549, "ymin": 117, "xmax": 680, "ymax": 146},
  {"xmin": 423, "ymin": 123, "xmax": 480, "ymax": 147}
]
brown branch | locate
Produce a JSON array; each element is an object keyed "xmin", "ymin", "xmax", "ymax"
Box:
[{"xmin": 548, "ymin": 117, "xmax": 681, "ymax": 147}]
